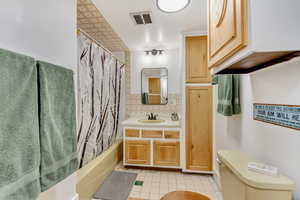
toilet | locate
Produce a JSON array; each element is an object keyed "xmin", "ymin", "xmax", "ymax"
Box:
[{"xmin": 218, "ymin": 150, "xmax": 294, "ymax": 200}]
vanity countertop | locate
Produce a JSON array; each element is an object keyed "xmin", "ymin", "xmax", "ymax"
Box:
[{"xmin": 122, "ymin": 118, "xmax": 181, "ymax": 128}]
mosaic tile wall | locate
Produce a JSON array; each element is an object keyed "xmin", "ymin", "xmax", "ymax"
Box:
[{"xmin": 77, "ymin": 0, "xmax": 128, "ymax": 52}]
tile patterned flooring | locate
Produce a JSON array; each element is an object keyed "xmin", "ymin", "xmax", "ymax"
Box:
[{"xmin": 114, "ymin": 163, "xmax": 223, "ymax": 200}]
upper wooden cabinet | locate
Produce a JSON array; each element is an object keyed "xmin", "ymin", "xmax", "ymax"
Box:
[
  {"xmin": 208, "ymin": 0, "xmax": 247, "ymax": 68},
  {"xmin": 186, "ymin": 36, "xmax": 211, "ymax": 83},
  {"xmin": 208, "ymin": 0, "xmax": 300, "ymax": 73}
]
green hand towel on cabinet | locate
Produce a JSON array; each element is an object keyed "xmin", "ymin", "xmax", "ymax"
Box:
[
  {"xmin": 142, "ymin": 93, "xmax": 149, "ymax": 104},
  {"xmin": 213, "ymin": 74, "xmax": 241, "ymax": 116},
  {"xmin": 0, "ymin": 49, "xmax": 41, "ymax": 200},
  {"xmin": 37, "ymin": 61, "xmax": 78, "ymax": 191}
]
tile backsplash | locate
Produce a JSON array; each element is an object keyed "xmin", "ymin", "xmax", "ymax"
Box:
[{"xmin": 126, "ymin": 93, "xmax": 182, "ymax": 119}]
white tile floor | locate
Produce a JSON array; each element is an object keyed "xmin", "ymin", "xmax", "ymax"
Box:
[{"xmin": 115, "ymin": 163, "xmax": 223, "ymax": 200}]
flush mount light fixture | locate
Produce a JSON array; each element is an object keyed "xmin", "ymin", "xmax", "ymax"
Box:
[
  {"xmin": 156, "ymin": 0, "xmax": 191, "ymax": 13},
  {"xmin": 145, "ymin": 49, "xmax": 164, "ymax": 56}
]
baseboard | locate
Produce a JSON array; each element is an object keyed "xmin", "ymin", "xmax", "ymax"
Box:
[
  {"xmin": 213, "ymin": 171, "xmax": 222, "ymax": 190},
  {"xmin": 182, "ymin": 169, "xmax": 215, "ymax": 174}
]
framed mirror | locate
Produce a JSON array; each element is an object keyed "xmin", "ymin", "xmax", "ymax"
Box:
[{"xmin": 141, "ymin": 68, "xmax": 168, "ymax": 105}]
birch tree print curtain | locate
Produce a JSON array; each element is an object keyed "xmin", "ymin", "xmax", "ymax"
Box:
[{"xmin": 77, "ymin": 31, "xmax": 125, "ymax": 168}]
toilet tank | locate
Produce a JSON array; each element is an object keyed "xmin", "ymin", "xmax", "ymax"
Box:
[{"xmin": 218, "ymin": 151, "xmax": 294, "ymax": 200}]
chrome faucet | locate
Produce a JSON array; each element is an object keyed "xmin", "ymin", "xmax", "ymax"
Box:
[{"xmin": 147, "ymin": 113, "xmax": 158, "ymax": 120}]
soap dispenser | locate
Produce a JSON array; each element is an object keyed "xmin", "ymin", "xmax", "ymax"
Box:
[{"xmin": 171, "ymin": 112, "xmax": 179, "ymax": 121}]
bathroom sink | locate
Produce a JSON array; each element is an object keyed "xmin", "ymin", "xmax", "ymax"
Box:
[{"xmin": 138, "ymin": 119, "xmax": 165, "ymax": 123}]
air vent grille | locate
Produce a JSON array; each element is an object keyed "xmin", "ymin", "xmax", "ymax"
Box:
[
  {"xmin": 142, "ymin": 14, "xmax": 152, "ymax": 24},
  {"xmin": 130, "ymin": 12, "xmax": 153, "ymax": 25},
  {"xmin": 133, "ymin": 15, "xmax": 144, "ymax": 25}
]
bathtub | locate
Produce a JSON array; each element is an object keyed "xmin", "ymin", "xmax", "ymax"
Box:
[{"xmin": 76, "ymin": 140, "xmax": 123, "ymax": 200}]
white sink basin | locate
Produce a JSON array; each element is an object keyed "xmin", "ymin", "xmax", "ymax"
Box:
[{"xmin": 138, "ymin": 119, "xmax": 165, "ymax": 123}]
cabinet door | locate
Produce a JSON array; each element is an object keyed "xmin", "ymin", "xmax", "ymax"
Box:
[
  {"xmin": 208, "ymin": 0, "xmax": 248, "ymax": 68},
  {"xmin": 148, "ymin": 95, "xmax": 161, "ymax": 104},
  {"xmin": 148, "ymin": 78, "xmax": 161, "ymax": 94},
  {"xmin": 125, "ymin": 140, "xmax": 150, "ymax": 165},
  {"xmin": 186, "ymin": 86, "xmax": 212, "ymax": 171},
  {"xmin": 154, "ymin": 141, "xmax": 180, "ymax": 167},
  {"xmin": 186, "ymin": 36, "xmax": 211, "ymax": 83}
]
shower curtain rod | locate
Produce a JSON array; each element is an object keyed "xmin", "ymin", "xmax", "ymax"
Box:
[{"xmin": 77, "ymin": 28, "xmax": 126, "ymax": 65}]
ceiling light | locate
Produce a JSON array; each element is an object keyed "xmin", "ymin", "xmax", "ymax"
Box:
[
  {"xmin": 156, "ymin": 0, "xmax": 191, "ymax": 13},
  {"xmin": 145, "ymin": 49, "xmax": 164, "ymax": 56}
]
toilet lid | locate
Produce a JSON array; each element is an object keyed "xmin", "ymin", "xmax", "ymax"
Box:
[{"xmin": 218, "ymin": 150, "xmax": 294, "ymax": 191}]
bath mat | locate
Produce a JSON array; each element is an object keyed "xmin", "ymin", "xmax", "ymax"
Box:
[{"xmin": 93, "ymin": 171, "xmax": 137, "ymax": 200}]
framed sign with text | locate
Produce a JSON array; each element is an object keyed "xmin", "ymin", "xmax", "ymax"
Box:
[{"xmin": 253, "ymin": 103, "xmax": 300, "ymax": 131}]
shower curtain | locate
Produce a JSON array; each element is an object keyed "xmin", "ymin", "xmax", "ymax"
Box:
[{"xmin": 77, "ymin": 31, "xmax": 125, "ymax": 168}]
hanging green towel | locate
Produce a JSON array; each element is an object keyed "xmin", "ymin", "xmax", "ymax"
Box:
[
  {"xmin": 213, "ymin": 74, "xmax": 241, "ymax": 116},
  {"xmin": 142, "ymin": 92, "xmax": 149, "ymax": 104},
  {"xmin": 37, "ymin": 61, "xmax": 78, "ymax": 191},
  {"xmin": 0, "ymin": 49, "xmax": 41, "ymax": 200}
]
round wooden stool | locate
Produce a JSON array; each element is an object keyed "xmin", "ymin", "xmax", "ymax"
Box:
[{"xmin": 160, "ymin": 191, "xmax": 210, "ymax": 200}]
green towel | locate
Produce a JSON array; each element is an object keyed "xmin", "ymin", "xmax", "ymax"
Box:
[
  {"xmin": 142, "ymin": 93, "xmax": 149, "ymax": 104},
  {"xmin": 213, "ymin": 74, "xmax": 241, "ymax": 116},
  {"xmin": 37, "ymin": 61, "xmax": 78, "ymax": 191},
  {"xmin": 0, "ymin": 49, "xmax": 41, "ymax": 200}
]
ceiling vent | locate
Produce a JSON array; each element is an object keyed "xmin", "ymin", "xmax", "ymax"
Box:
[{"xmin": 130, "ymin": 12, "xmax": 153, "ymax": 25}]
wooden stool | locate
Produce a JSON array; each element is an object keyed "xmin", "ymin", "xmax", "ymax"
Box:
[{"xmin": 161, "ymin": 191, "xmax": 210, "ymax": 200}]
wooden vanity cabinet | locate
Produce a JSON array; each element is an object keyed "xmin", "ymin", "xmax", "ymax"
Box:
[
  {"xmin": 186, "ymin": 86, "xmax": 212, "ymax": 171},
  {"xmin": 208, "ymin": 0, "xmax": 300, "ymax": 73},
  {"xmin": 123, "ymin": 126, "xmax": 181, "ymax": 168},
  {"xmin": 186, "ymin": 36, "xmax": 211, "ymax": 83},
  {"xmin": 154, "ymin": 141, "xmax": 180, "ymax": 167},
  {"xmin": 125, "ymin": 140, "xmax": 150, "ymax": 165}
]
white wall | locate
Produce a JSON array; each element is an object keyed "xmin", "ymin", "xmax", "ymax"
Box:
[
  {"xmin": 130, "ymin": 49, "xmax": 181, "ymax": 94},
  {"xmin": 0, "ymin": 0, "xmax": 76, "ymax": 68},
  {"xmin": 214, "ymin": 57, "xmax": 300, "ymax": 199},
  {"xmin": 0, "ymin": 1, "xmax": 78, "ymax": 200}
]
